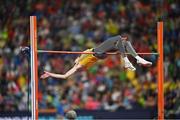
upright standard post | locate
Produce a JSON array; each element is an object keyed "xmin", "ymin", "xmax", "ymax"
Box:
[
  {"xmin": 30, "ymin": 16, "xmax": 38, "ymax": 120},
  {"xmin": 157, "ymin": 22, "xmax": 164, "ymax": 120}
]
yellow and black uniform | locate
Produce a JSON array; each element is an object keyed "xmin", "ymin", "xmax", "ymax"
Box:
[
  {"xmin": 78, "ymin": 48, "xmax": 98, "ymax": 69},
  {"xmin": 78, "ymin": 35, "xmax": 138, "ymax": 68}
]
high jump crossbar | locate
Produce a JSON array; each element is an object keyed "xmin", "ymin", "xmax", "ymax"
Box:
[
  {"xmin": 30, "ymin": 16, "xmax": 164, "ymax": 120},
  {"xmin": 37, "ymin": 50, "xmax": 159, "ymax": 55}
]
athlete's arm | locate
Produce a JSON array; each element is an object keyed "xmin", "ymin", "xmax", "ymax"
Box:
[
  {"xmin": 41, "ymin": 64, "xmax": 82, "ymax": 79},
  {"xmin": 41, "ymin": 71, "xmax": 67, "ymax": 79}
]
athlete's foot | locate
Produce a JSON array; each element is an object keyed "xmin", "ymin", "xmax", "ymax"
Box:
[
  {"xmin": 125, "ymin": 61, "xmax": 136, "ymax": 71},
  {"xmin": 137, "ymin": 57, "xmax": 152, "ymax": 67}
]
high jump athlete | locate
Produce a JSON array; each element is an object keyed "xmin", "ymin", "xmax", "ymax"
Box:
[{"xmin": 40, "ymin": 35, "xmax": 152, "ymax": 79}]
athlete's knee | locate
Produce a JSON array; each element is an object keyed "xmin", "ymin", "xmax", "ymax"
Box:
[
  {"xmin": 121, "ymin": 34, "xmax": 128, "ymax": 41},
  {"xmin": 117, "ymin": 35, "xmax": 121, "ymax": 39}
]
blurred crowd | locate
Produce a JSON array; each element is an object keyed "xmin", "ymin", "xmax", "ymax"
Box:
[{"xmin": 0, "ymin": 0, "xmax": 179, "ymax": 118}]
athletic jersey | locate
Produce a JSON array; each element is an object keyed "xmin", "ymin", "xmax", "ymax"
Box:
[{"xmin": 79, "ymin": 48, "xmax": 98, "ymax": 69}]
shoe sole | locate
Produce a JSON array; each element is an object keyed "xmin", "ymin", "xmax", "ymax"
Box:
[
  {"xmin": 137, "ymin": 63, "xmax": 152, "ymax": 67},
  {"xmin": 124, "ymin": 67, "xmax": 136, "ymax": 71}
]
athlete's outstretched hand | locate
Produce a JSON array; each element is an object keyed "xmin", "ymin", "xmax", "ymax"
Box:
[{"xmin": 40, "ymin": 71, "xmax": 51, "ymax": 79}]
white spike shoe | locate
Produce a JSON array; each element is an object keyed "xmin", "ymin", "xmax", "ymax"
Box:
[
  {"xmin": 137, "ymin": 57, "xmax": 152, "ymax": 67},
  {"xmin": 125, "ymin": 61, "xmax": 136, "ymax": 71}
]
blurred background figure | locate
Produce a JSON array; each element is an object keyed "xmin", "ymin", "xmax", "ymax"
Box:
[{"xmin": 65, "ymin": 110, "xmax": 77, "ymax": 120}]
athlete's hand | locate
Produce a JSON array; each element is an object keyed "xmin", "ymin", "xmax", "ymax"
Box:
[{"xmin": 40, "ymin": 71, "xmax": 51, "ymax": 79}]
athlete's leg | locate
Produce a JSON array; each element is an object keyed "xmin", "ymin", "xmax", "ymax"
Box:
[
  {"xmin": 123, "ymin": 41, "xmax": 138, "ymax": 57},
  {"xmin": 116, "ymin": 36, "xmax": 136, "ymax": 71},
  {"xmin": 112, "ymin": 36, "xmax": 126, "ymax": 58},
  {"xmin": 123, "ymin": 40, "xmax": 152, "ymax": 66}
]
